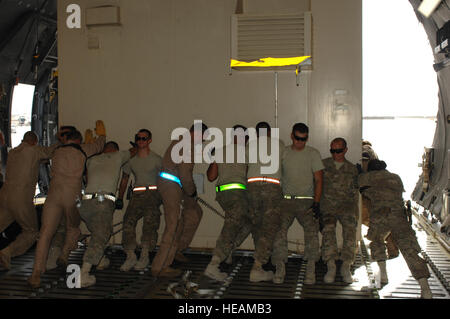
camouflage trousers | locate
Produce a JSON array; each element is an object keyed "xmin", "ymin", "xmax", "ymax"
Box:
[
  {"xmin": 122, "ymin": 190, "xmax": 162, "ymax": 252},
  {"xmin": 272, "ymin": 199, "xmax": 320, "ymax": 264},
  {"xmin": 321, "ymin": 205, "xmax": 358, "ymax": 263},
  {"xmin": 49, "ymin": 199, "xmax": 115, "ymax": 266},
  {"xmin": 367, "ymin": 206, "xmax": 430, "ymax": 280},
  {"xmin": 79, "ymin": 199, "xmax": 115, "ymax": 265},
  {"xmin": 213, "ymin": 189, "xmax": 254, "ymax": 262},
  {"xmin": 247, "ymin": 183, "xmax": 282, "ymax": 264}
]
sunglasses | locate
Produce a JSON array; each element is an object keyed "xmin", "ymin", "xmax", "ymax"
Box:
[
  {"xmin": 135, "ymin": 136, "xmax": 148, "ymax": 141},
  {"xmin": 330, "ymin": 148, "xmax": 345, "ymax": 154},
  {"xmin": 293, "ymin": 135, "xmax": 308, "ymax": 141}
]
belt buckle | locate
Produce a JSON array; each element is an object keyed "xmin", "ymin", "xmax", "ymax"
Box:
[{"xmin": 97, "ymin": 193, "xmax": 105, "ymax": 202}]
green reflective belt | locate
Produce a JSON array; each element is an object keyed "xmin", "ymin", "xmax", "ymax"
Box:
[
  {"xmin": 284, "ymin": 195, "xmax": 314, "ymax": 200},
  {"xmin": 216, "ymin": 183, "xmax": 247, "ymax": 192}
]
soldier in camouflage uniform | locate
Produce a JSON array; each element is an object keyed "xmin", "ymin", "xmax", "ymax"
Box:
[
  {"xmin": 78, "ymin": 141, "xmax": 134, "ymax": 287},
  {"xmin": 117, "ymin": 129, "xmax": 163, "ymax": 272},
  {"xmin": 361, "ymin": 140, "xmax": 399, "ymax": 259},
  {"xmin": 271, "ymin": 123, "xmax": 322, "ymax": 285},
  {"xmin": 359, "ymin": 159, "xmax": 432, "ymax": 298},
  {"xmin": 321, "ymin": 138, "xmax": 359, "ymax": 284},
  {"xmin": 204, "ymin": 125, "xmax": 254, "ymax": 281},
  {"xmin": 245, "ymin": 122, "xmax": 285, "ymax": 282}
]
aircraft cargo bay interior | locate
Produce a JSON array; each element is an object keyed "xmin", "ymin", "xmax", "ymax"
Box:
[{"xmin": 0, "ymin": 0, "xmax": 449, "ymax": 302}]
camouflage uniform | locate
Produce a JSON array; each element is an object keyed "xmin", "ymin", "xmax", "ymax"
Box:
[
  {"xmin": 321, "ymin": 158, "xmax": 359, "ymax": 263},
  {"xmin": 213, "ymin": 190, "xmax": 252, "ymax": 261},
  {"xmin": 272, "ymin": 145, "xmax": 323, "ymax": 265},
  {"xmin": 272, "ymin": 198, "xmax": 319, "ymax": 264},
  {"xmin": 359, "ymin": 170, "xmax": 430, "ymax": 280},
  {"xmin": 212, "ymin": 143, "xmax": 254, "ymax": 261},
  {"xmin": 246, "ymin": 136, "xmax": 284, "ymax": 265},
  {"xmin": 122, "ymin": 151, "xmax": 163, "ymax": 252},
  {"xmin": 122, "ymin": 190, "xmax": 162, "ymax": 252},
  {"xmin": 79, "ymin": 199, "xmax": 115, "ymax": 265}
]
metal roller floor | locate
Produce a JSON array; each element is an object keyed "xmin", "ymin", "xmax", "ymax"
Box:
[{"xmin": 0, "ymin": 225, "xmax": 449, "ymax": 299}]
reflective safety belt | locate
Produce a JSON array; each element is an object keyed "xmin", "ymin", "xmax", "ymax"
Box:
[
  {"xmin": 159, "ymin": 172, "xmax": 182, "ymax": 187},
  {"xmin": 133, "ymin": 185, "xmax": 158, "ymax": 192},
  {"xmin": 215, "ymin": 183, "xmax": 246, "ymax": 192},
  {"xmin": 83, "ymin": 193, "xmax": 116, "ymax": 202},
  {"xmin": 284, "ymin": 195, "xmax": 314, "ymax": 200},
  {"xmin": 247, "ymin": 177, "xmax": 281, "ymax": 185}
]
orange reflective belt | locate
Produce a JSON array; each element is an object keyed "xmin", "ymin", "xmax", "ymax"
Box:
[
  {"xmin": 247, "ymin": 177, "xmax": 281, "ymax": 185},
  {"xmin": 133, "ymin": 186, "xmax": 158, "ymax": 192}
]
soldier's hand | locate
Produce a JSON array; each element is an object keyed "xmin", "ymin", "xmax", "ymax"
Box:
[
  {"xmin": 84, "ymin": 129, "xmax": 95, "ymax": 144},
  {"xmin": 95, "ymin": 120, "xmax": 106, "ymax": 137},
  {"xmin": 190, "ymin": 190, "xmax": 198, "ymax": 199},
  {"xmin": 311, "ymin": 202, "xmax": 321, "ymax": 219},
  {"xmin": 356, "ymin": 163, "xmax": 363, "ymax": 174},
  {"xmin": 115, "ymin": 199, "xmax": 124, "ymax": 210},
  {"xmin": 129, "ymin": 147, "xmax": 138, "ymax": 157}
]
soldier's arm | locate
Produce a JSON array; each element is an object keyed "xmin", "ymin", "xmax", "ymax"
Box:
[
  {"xmin": 313, "ymin": 169, "xmax": 323, "ymax": 203},
  {"xmin": 82, "ymin": 135, "xmax": 106, "ymax": 158},
  {"xmin": 117, "ymin": 172, "xmax": 130, "ymax": 200},
  {"xmin": 207, "ymin": 162, "xmax": 218, "ymax": 182},
  {"xmin": 179, "ymin": 162, "xmax": 197, "ymax": 196},
  {"xmin": 36, "ymin": 141, "xmax": 61, "ymax": 160}
]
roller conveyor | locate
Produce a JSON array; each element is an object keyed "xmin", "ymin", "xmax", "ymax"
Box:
[{"xmin": 0, "ymin": 220, "xmax": 449, "ymax": 299}]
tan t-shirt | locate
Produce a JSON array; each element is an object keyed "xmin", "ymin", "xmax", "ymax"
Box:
[
  {"xmin": 85, "ymin": 151, "xmax": 130, "ymax": 194},
  {"xmin": 123, "ymin": 150, "xmax": 162, "ymax": 187},
  {"xmin": 216, "ymin": 143, "xmax": 247, "ymax": 185},
  {"xmin": 281, "ymin": 145, "xmax": 324, "ymax": 196},
  {"xmin": 247, "ymin": 136, "xmax": 285, "ymax": 179}
]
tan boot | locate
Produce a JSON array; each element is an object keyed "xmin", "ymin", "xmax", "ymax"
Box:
[
  {"xmin": 0, "ymin": 248, "xmax": 11, "ymax": 270},
  {"xmin": 225, "ymin": 253, "xmax": 233, "ymax": 265},
  {"xmin": 204, "ymin": 255, "xmax": 228, "ymax": 281},
  {"xmin": 273, "ymin": 262, "xmax": 286, "ymax": 284},
  {"xmin": 120, "ymin": 251, "xmax": 137, "ymax": 272},
  {"xmin": 418, "ymin": 278, "xmax": 432, "ymax": 299},
  {"xmin": 340, "ymin": 261, "xmax": 353, "ymax": 284},
  {"xmin": 134, "ymin": 247, "xmax": 149, "ymax": 271},
  {"xmin": 174, "ymin": 251, "xmax": 190, "ymax": 263},
  {"xmin": 378, "ymin": 261, "xmax": 388, "ymax": 284},
  {"xmin": 28, "ymin": 271, "xmax": 41, "ymax": 289},
  {"xmin": 249, "ymin": 261, "xmax": 274, "ymax": 282},
  {"xmin": 80, "ymin": 263, "xmax": 96, "ymax": 288},
  {"xmin": 304, "ymin": 260, "xmax": 316, "ymax": 285},
  {"xmin": 324, "ymin": 260, "xmax": 336, "ymax": 284},
  {"xmin": 96, "ymin": 257, "xmax": 110, "ymax": 270},
  {"xmin": 46, "ymin": 246, "xmax": 61, "ymax": 271},
  {"xmin": 152, "ymin": 267, "xmax": 182, "ymax": 278}
]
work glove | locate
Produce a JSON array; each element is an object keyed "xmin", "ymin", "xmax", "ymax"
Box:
[
  {"xmin": 311, "ymin": 202, "xmax": 321, "ymax": 219},
  {"xmin": 95, "ymin": 120, "xmax": 106, "ymax": 137},
  {"xmin": 84, "ymin": 129, "xmax": 95, "ymax": 144},
  {"xmin": 115, "ymin": 199, "xmax": 124, "ymax": 210}
]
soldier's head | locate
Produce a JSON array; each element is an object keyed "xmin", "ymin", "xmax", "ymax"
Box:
[
  {"xmin": 104, "ymin": 141, "xmax": 119, "ymax": 154},
  {"xmin": 65, "ymin": 130, "xmax": 83, "ymax": 145},
  {"xmin": 135, "ymin": 129, "xmax": 152, "ymax": 150},
  {"xmin": 232, "ymin": 124, "xmax": 249, "ymax": 145},
  {"xmin": 291, "ymin": 123, "xmax": 309, "ymax": 150},
  {"xmin": 368, "ymin": 159, "xmax": 387, "ymax": 172},
  {"xmin": 256, "ymin": 122, "xmax": 271, "ymax": 137},
  {"xmin": 330, "ymin": 137, "xmax": 347, "ymax": 162},
  {"xmin": 22, "ymin": 131, "xmax": 38, "ymax": 146},
  {"xmin": 58, "ymin": 126, "xmax": 77, "ymax": 143},
  {"xmin": 190, "ymin": 122, "xmax": 209, "ymax": 145}
]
